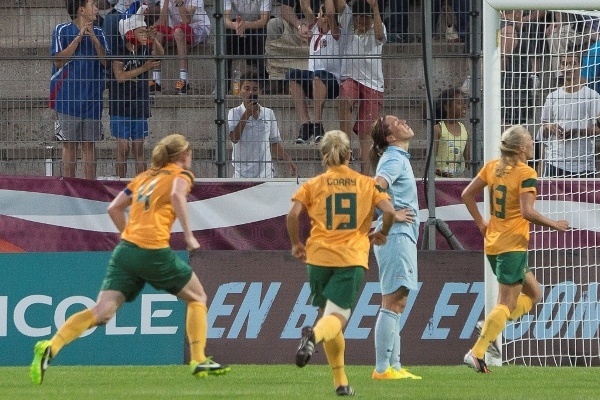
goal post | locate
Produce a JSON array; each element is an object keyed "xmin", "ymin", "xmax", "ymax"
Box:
[{"xmin": 482, "ymin": 1, "xmax": 600, "ymax": 367}]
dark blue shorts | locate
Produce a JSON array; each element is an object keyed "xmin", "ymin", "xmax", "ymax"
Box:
[
  {"xmin": 110, "ymin": 116, "xmax": 149, "ymax": 140},
  {"xmin": 285, "ymin": 69, "xmax": 340, "ymax": 100}
]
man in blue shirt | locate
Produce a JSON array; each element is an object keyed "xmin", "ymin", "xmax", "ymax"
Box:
[{"xmin": 50, "ymin": 0, "xmax": 109, "ymax": 179}]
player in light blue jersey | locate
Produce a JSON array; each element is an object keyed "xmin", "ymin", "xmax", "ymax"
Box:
[{"xmin": 369, "ymin": 115, "xmax": 422, "ymax": 380}]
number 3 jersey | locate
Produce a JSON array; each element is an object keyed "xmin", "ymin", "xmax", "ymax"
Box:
[
  {"xmin": 477, "ymin": 159, "xmax": 537, "ymax": 255},
  {"xmin": 292, "ymin": 164, "xmax": 390, "ymax": 269},
  {"xmin": 121, "ymin": 163, "xmax": 195, "ymax": 249}
]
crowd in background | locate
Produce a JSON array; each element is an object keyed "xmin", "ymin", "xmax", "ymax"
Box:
[
  {"xmin": 51, "ymin": 0, "xmax": 473, "ymax": 180},
  {"xmin": 500, "ymin": 10, "xmax": 600, "ymax": 178}
]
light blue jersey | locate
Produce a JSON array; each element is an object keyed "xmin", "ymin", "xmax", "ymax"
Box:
[{"xmin": 375, "ymin": 146, "xmax": 419, "ymax": 243}]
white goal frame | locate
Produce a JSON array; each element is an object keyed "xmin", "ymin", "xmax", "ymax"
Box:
[{"xmin": 482, "ymin": 0, "xmax": 600, "ymax": 367}]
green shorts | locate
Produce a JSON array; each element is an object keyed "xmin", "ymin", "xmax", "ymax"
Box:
[
  {"xmin": 307, "ymin": 264, "xmax": 365, "ymax": 310},
  {"xmin": 101, "ymin": 240, "xmax": 193, "ymax": 302},
  {"xmin": 487, "ymin": 251, "xmax": 530, "ymax": 285}
]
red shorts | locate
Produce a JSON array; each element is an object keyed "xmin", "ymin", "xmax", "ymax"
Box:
[
  {"xmin": 339, "ymin": 79, "xmax": 384, "ymax": 136},
  {"xmin": 155, "ymin": 24, "xmax": 195, "ymax": 44}
]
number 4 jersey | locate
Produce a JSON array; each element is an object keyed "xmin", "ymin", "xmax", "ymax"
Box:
[
  {"xmin": 477, "ymin": 159, "xmax": 537, "ymax": 255},
  {"xmin": 292, "ymin": 164, "xmax": 390, "ymax": 268},
  {"xmin": 122, "ymin": 163, "xmax": 195, "ymax": 249}
]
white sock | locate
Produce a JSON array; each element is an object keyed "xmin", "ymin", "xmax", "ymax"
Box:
[
  {"xmin": 180, "ymin": 70, "xmax": 187, "ymax": 81},
  {"xmin": 153, "ymin": 70, "xmax": 161, "ymax": 84}
]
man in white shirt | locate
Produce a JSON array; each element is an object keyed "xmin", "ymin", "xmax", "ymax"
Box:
[{"xmin": 228, "ymin": 73, "xmax": 297, "ymax": 178}]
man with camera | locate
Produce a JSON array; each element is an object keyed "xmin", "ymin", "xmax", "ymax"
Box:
[{"xmin": 228, "ymin": 72, "xmax": 297, "ymax": 178}]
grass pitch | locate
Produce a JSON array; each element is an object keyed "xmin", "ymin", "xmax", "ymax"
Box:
[{"xmin": 2, "ymin": 364, "xmax": 599, "ymax": 399}]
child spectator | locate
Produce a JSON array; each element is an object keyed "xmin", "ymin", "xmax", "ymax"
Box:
[
  {"xmin": 337, "ymin": 0, "xmax": 386, "ymax": 176},
  {"xmin": 539, "ymin": 52, "xmax": 600, "ymax": 177},
  {"xmin": 286, "ymin": 0, "xmax": 344, "ymax": 144},
  {"xmin": 153, "ymin": 0, "xmax": 211, "ymax": 94},
  {"xmin": 228, "ymin": 72, "xmax": 297, "ymax": 178},
  {"xmin": 110, "ymin": 5, "xmax": 164, "ymax": 178},
  {"xmin": 224, "ymin": 0, "xmax": 271, "ymax": 86},
  {"xmin": 50, "ymin": 0, "xmax": 109, "ymax": 180},
  {"xmin": 434, "ymin": 88, "xmax": 470, "ymax": 177}
]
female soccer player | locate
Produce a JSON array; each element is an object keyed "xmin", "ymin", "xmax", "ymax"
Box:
[
  {"xmin": 30, "ymin": 134, "xmax": 230, "ymax": 384},
  {"xmin": 286, "ymin": 129, "xmax": 395, "ymax": 396},
  {"xmin": 461, "ymin": 125, "xmax": 569, "ymax": 373},
  {"xmin": 369, "ymin": 115, "xmax": 422, "ymax": 380}
]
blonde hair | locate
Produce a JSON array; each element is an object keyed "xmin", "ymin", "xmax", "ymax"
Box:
[
  {"xmin": 151, "ymin": 133, "xmax": 190, "ymax": 168},
  {"xmin": 320, "ymin": 130, "xmax": 351, "ymax": 167},
  {"xmin": 495, "ymin": 125, "xmax": 529, "ymax": 177}
]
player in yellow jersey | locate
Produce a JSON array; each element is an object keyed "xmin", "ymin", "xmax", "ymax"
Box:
[
  {"xmin": 461, "ymin": 125, "xmax": 569, "ymax": 373},
  {"xmin": 30, "ymin": 134, "xmax": 230, "ymax": 385},
  {"xmin": 286, "ymin": 129, "xmax": 395, "ymax": 396}
]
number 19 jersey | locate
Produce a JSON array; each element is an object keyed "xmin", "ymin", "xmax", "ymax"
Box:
[
  {"xmin": 478, "ymin": 160, "xmax": 537, "ymax": 255},
  {"xmin": 292, "ymin": 164, "xmax": 390, "ymax": 268}
]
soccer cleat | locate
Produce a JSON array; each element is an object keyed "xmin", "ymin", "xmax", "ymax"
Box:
[
  {"xmin": 463, "ymin": 349, "xmax": 491, "ymax": 373},
  {"xmin": 190, "ymin": 357, "xmax": 231, "ymax": 378},
  {"xmin": 175, "ymin": 79, "xmax": 190, "ymax": 95},
  {"xmin": 335, "ymin": 385, "xmax": 355, "ymax": 396},
  {"xmin": 372, "ymin": 367, "xmax": 402, "ymax": 380},
  {"xmin": 475, "ymin": 320, "xmax": 501, "ymax": 358},
  {"xmin": 295, "ymin": 326, "xmax": 315, "ymax": 367},
  {"xmin": 149, "ymin": 80, "xmax": 161, "ymax": 94},
  {"xmin": 395, "ymin": 368, "xmax": 422, "ymax": 380},
  {"xmin": 30, "ymin": 340, "xmax": 52, "ymax": 385}
]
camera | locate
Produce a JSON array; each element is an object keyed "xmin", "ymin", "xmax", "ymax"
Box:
[{"xmin": 249, "ymin": 93, "xmax": 259, "ymax": 103}]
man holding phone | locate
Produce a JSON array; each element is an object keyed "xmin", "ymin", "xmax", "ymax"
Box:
[{"xmin": 227, "ymin": 72, "xmax": 297, "ymax": 178}]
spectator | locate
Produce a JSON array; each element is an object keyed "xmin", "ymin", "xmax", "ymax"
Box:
[
  {"xmin": 154, "ymin": 0, "xmax": 211, "ymax": 94},
  {"xmin": 378, "ymin": 0, "xmax": 415, "ymax": 44},
  {"xmin": 286, "ymin": 0, "xmax": 344, "ymax": 144},
  {"xmin": 228, "ymin": 72, "xmax": 297, "ymax": 178},
  {"xmin": 433, "ymin": 87, "xmax": 470, "ymax": 178},
  {"xmin": 102, "ymin": 1, "xmax": 161, "ymax": 56},
  {"xmin": 539, "ymin": 52, "xmax": 600, "ymax": 177},
  {"xmin": 434, "ymin": 0, "xmax": 469, "ymax": 43},
  {"xmin": 581, "ymin": 18, "xmax": 600, "ymax": 93},
  {"xmin": 50, "ymin": 0, "xmax": 109, "ymax": 180},
  {"xmin": 337, "ymin": 0, "xmax": 386, "ymax": 176},
  {"xmin": 263, "ymin": 0, "xmax": 320, "ymax": 90},
  {"xmin": 110, "ymin": 6, "xmax": 164, "ymax": 178},
  {"xmin": 224, "ymin": 0, "xmax": 271, "ymax": 87},
  {"xmin": 500, "ymin": 10, "xmax": 535, "ymax": 127}
]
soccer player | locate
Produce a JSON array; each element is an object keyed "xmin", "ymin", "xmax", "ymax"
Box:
[
  {"xmin": 286, "ymin": 129, "xmax": 396, "ymax": 396},
  {"xmin": 369, "ymin": 115, "xmax": 422, "ymax": 380},
  {"xmin": 30, "ymin": 134, "xmax": 230, "ymax": 385},
  {"xmin": 461, "ymin": 125, "xmax": 569, "ymax": 373}
]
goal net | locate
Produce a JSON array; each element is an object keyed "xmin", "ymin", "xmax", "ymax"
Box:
[{"xmin": 485, "ymin": 2, "xmax": 600, "ymax": 367}]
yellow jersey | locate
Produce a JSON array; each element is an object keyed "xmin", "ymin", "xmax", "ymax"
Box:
[
  {"xmin": 292, "ymin": 165, "xmax": 390, "ymax": 268},
  {"xmin": 121, "ymin": 163, "xmax": 195, "ymax": 249},
  {"xmin": 478, "ymin": 159, "xmax": 537, "ymax": 255}
]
